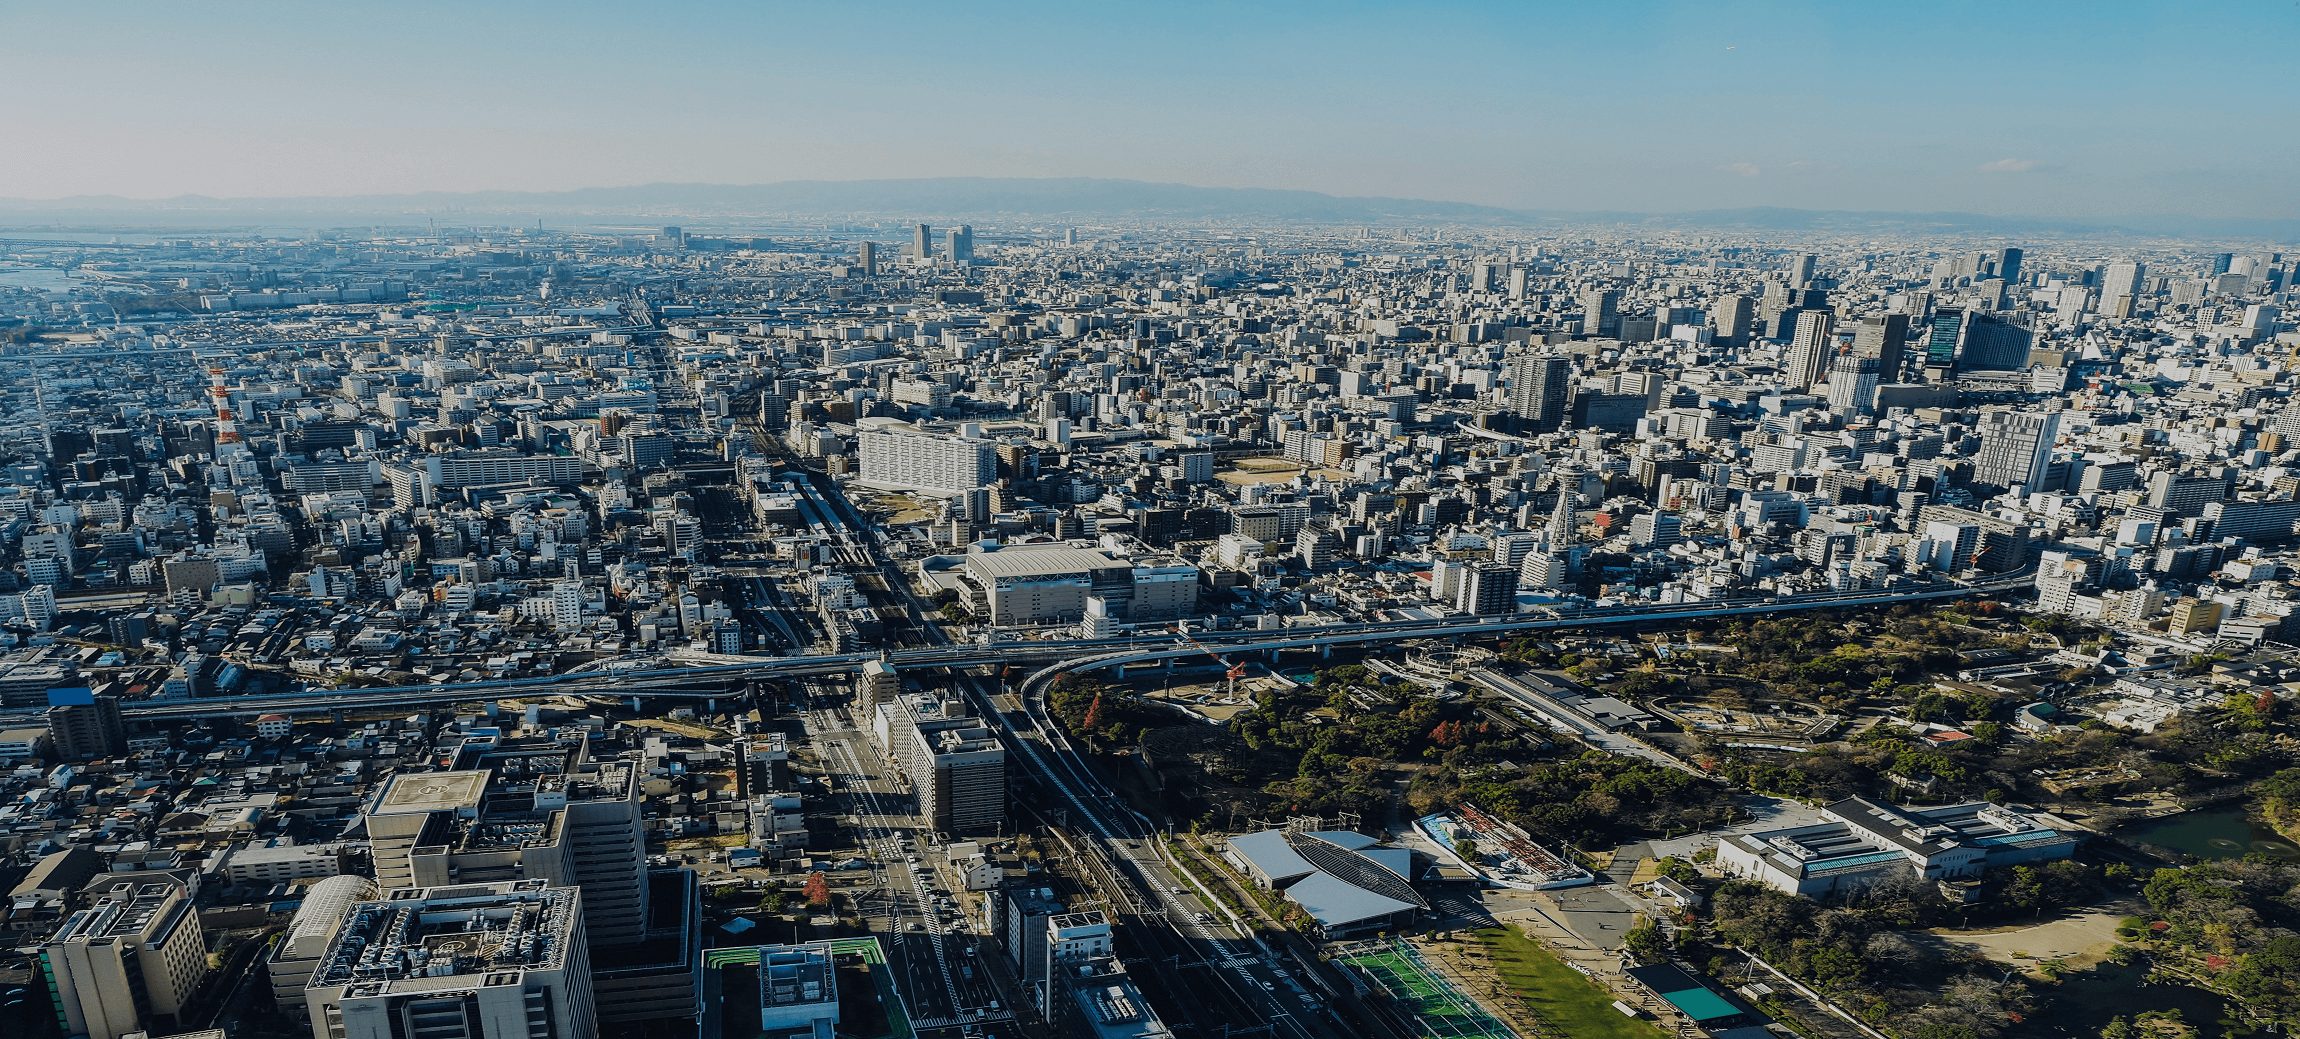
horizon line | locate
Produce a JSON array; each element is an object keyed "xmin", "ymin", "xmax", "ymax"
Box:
[{"xmin": 0, "ymin": 175, "xmax": 2293, "ymax": 237}]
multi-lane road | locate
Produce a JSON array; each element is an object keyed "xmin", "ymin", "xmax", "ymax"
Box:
[
  {"xmin": 64, "ymin": 575, "xmax": 2025, "ymax": 725},
  {"xmin": 799, "ymin": 686, "xmax": 1015, "ymax": 1035}
]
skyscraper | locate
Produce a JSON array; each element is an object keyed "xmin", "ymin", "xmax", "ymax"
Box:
[
  {"xmin": 1787, "ymin": 252, "xmax": 1817, "ymax": 287},
  {"xmin": 947, "ymin": 224, "xmax": 974, "ymax": 264},
  {"xmin": 1995, "ymin": 247, "xmax": 2023, "ymax": 287},
  {"xmin": 857, "ymin": 240, "xmax": 878, "ymax": 276},
  {"xmin": 1823, "ymin": 351, "xmax": 1880, "ymax": 417},
  {"xmin": 1579, "ymin": 288, "xmax": 1620, "ymax": 338},
  {"xmin": 1784, "ymin": 310, "xmax": 1835, "ymax": 389},
  {"xmin": 1851, "ymin": 313, "xmax": 1910, "ymax": 382},
  {"xmin": 1973, "ymin": 409, "xmax": 2060, "ymax": 490},
  {"xmin": 364, "ymin": 735, "xmax": 648, "ymax": 946},
  {"xmin": 1507, "ymin": 355, "xmax": 1573, "ymax": 432},
  {"xmin": 2102, "ymin": 261, "xmax": 2145, "ymax": 305},
  {"xmin": 913, "ymin": 222, "xmax": 934, "ymax": 261},
  {"xmin": 1714, "ymin": 293, "xmax": 1754, "ymax": 346},
  {"xmin": 1924, "ymin": 309, "xmax": 1966, "ymax": 371},
  {"xmin": 1961, "ymin": 314, "xmax": 2035, "ymax": 371}
]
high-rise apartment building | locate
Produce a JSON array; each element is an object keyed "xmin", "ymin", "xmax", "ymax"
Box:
[
  {"xmin": 2147, "ymin": 471, "xmax": 2230, "ymax": 517},
  {"xmin": 1456, "ymin": 561, "xmax": 1518, "ymax": 616},
  {"xmin": 1784, "ymin": 310, "xmax": 1836, "ymax": 389},
  {"xmin": 1824, "ymin": 353, "xmax": 1881, "ymax": 417},
  {"xmin": 47, "ymin": 694, "xmax": 125, "ymax": 760},
  {"xmin": 856, "ymin": 426, "xmax": 997, "ymax": 496},
  {"xmin": 1507, "ymin": 355, "xmax": 1573, "ymax": 433},
  {"xmin": 1713, "ymin": 293, "xmax": 1754, "ymax": 345}
]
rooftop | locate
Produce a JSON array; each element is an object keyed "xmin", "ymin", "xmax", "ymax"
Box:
[
  {"xmin": 373, "ymin": 770, "xmax": 490, "ymax": 815},
  {"xmin": 312, "ymin": 880, "xmax": 578, "ymax": 988},
  {"xmin": 964, "ymin": 543, "xmax": 1131, "ymax": 580},
  {"xmin": 759, "ymin": 946, "xmax": 835, "ymax": 1009}
]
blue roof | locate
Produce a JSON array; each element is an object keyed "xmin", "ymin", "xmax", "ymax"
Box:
[
  {"xmin": 1228, "ymin": 829, "xmax": 1316, "ymax": 883},
  {"xmin": 1228, "ymin": 829, "xmax": 1426, "ymax": 931},
  {"xmin": 1660, "ymin": 986, "xmax": 1740, "ymax": 1022},
  {"xmin": 1228, "ymin": 829, "xmax": 1377, "ymax": 884},
  {"xmin": 1282, "ymin": 870, "xmax": 1420, "ymax": 929},
  {"xmin": 1361, "ymin": 846, "xmax": 1417, "ymax": 883}
]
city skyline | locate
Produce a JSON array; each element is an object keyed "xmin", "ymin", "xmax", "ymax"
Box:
[
  {"xmin": 7, "ymin": 5, "xmax": 2300, "ymax": 1039},
  {"xmin": 4, "ymin": 1, "xmax": 2296, "ymax": 222}
]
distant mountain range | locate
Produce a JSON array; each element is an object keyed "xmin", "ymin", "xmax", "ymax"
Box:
[{"xmin": 0, "ymin": 177, "xmax": 2292, "ymax": 242}]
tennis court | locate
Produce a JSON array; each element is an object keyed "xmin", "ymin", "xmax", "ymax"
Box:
[{"xmin": 1334, "ymin": 938, "xmax": 1521, "ymax": 1039}]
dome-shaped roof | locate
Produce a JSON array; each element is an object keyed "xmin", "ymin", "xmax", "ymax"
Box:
[{"xmin": 279, "ymin": 873, "xmax": 380, "ymax": 959}]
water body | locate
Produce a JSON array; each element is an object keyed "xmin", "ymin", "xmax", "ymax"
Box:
[
  {"xmin": 2123, "ymin": 806, "xmax": 2300, "ymax": 862},
  {"xmin": 0, "ymin": 231, "xmax": 165, "ymax": 244},
  {"xmin": 0, "ymin": 266, "xmax": 84, "ymax": 292},
  {"xmin": 2014, "ymin": 960, "xmax": 2246, "ymax": 1039}
]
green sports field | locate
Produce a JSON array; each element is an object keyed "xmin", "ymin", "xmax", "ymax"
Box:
[{"xmin": 1334, "ymin": 939, "xmax": 1521, "ymax": 1039}]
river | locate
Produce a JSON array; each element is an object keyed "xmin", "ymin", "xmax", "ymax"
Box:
[{"xmin": 0, "ymin": 266, "xmax": 85, "ymax": 292}]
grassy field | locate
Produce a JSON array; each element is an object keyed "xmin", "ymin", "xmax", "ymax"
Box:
[{"xmin": 1473, "ymin": 925, "xmax": 1663, "ymax": 1039}]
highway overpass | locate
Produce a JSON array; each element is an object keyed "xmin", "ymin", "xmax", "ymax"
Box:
[{"xmin": 67, "ymin": 578, "xmax": 2017, "ymax": 724}]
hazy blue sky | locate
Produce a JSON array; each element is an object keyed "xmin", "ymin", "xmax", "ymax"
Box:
[{"xmin": 3, "ymin": 1, "xmax": 2294, "ymax": 218}]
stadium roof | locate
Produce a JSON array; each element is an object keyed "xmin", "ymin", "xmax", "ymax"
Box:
[{"xmin": 1227, "ymin": 829, "xmax": 1426, "ymax": 933}]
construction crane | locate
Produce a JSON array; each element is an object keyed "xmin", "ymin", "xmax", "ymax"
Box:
[{"xmin": 1172, "ymin": 624, "xmax": 1249, "ymax": 699}]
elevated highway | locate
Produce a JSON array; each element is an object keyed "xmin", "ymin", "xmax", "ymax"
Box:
[{"xmin": 75, "ymin": 576, "xmax": 2022, "ymax": 724}]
